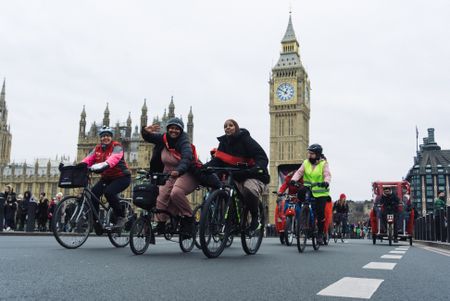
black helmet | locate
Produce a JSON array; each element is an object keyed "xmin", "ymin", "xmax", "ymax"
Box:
[
  {"xmin": 166, "ymin": 117, "xmax": 184, "ymax": 132},
  {"xmin": 307, "ymin": 144, "xmax": 323, "ymax": 156},
  {"xmin": 99, "ymin": 125, "xmax": 114, "ymax": 137}
]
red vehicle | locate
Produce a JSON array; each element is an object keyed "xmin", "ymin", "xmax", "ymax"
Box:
[
  {"xmin": 274, "ymin": 164, "xmax": 301, "ymax": 245},
  {"xmin": 370, "ymin": 181, "xmax": 414, "ymax": 246}
]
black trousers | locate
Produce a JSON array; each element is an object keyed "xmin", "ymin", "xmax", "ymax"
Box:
[
  {"xmin": 91, "ymin": 176, "xmax": 131, "ymax": 218},
  {"xmin": 312, "ymin": 196, "xmax": 328, "ymax": 234}
]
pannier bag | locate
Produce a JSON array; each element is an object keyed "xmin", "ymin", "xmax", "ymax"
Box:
[
  {"xmin": 133, "ymin": 183, "xmax": 159, "ymax": 210},
  {"xmin": 58, "ymin": 165, "xmax": 88, "ymax": 188}
]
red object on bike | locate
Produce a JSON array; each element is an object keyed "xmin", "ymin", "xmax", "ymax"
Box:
[
  {"xmin": 274, "ymin": 199, "xmax": 286, "ymax": 233},
  {"xmin": 324, "ymin": 201, "xmax": 333, "ymax": 234},
  {"xmin": 370, "ymin": 208, "xmax": 378, "ymax": 234}
]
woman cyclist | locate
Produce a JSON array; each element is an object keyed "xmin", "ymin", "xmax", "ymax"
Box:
[
  {"xmin": 141, "ymin": 117, "xmax": 199, "ymax": 236},
  {"xmin": 205, "ymin": 119, "xmax": 270, "ymax": 232},
  {"xmin": 333, "ymin": 193, "xmax": 349, "ymax": 238},
  {"xmin": 291, "ymin": 144, "xmax": 331, "ymax": 244},
  {"xmin": 80, "ymin": 126, "xmax": 131, "ymax": 228}
]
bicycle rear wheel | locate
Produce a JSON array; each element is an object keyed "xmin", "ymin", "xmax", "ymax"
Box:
[
  {"xmin": 52, "ymin": 196, "xmax": 92, "ymax": 249},
  {"xmin": 241, "ymin": 201, "xmax": 265, "ymax": 255},
  {"xmin": 107, "ymin": 200, "xmax": 134, "ymax": 248},
  {"xmin": 199, "ymin": 189, "xmax": 229, "ymax": 258},
  {"xmin": 129, "ymin": 215, "xmax": 151, "ymax": 255},
  {"xmin": 179, "ymin": 234, "xmax": 195, "ymax": 253}
]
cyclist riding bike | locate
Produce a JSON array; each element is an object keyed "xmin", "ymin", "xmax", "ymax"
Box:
[
  {"xmin": 378, "ymin": 186, "xmax": 400, "ymax": 242},
  {"xmin": 333, "ymin": 193, "xmax": 349, "ymax": 238},
  {"xmin": 291, "ymin": 144, "xmax": 331, "ymax": 245},
  {"xmin": 79, "ymin": 125, "xmax": 131, "ymax": 229},
  {"xmin": 277, "ymin": 171, "xmax": 302, "ymax": 217},
  {"xmin": 205, "ymin": 119, "xmax": 270, "ymax": 232},
  {"xmin": 141, "ymin": 117, "xmax": 200, "ymax": 236}
]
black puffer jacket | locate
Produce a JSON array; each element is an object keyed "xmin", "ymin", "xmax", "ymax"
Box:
[
  {"xmin": 206, "ymin": 128, "xmax": 270, "ymax": 184},
  {"xmin": 141, "ymin": 128, "xmax": 193, "ymax": 175}
]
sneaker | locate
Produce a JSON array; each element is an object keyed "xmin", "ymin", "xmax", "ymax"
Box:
[
  {"xmin": 93, "ymin": 222, "xmax": 103, "ymax": 236},
  {"xmin": 113, "ymin": 216, "xmax": 128, "ymax": 229},
  {"xmin": 248, "ymin": 218, "xmax": 261, "ymax": 233},
  {"xmin": 154, "ymin": 222, "xmax": 166, "ymax": 236}
]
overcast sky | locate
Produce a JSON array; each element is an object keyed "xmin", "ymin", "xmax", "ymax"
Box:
[{"xmin": 1, "ymin": 0, "xmax": 449, "ymax": 200}]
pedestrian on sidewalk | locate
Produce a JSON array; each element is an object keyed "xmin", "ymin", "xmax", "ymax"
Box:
[
  {"xmin": 37, "ymin": 192, "xmax": 49, "ymax": 231},
  {"xmin": 0, "ymin": 190, "xmax": 5, "ymax": 232},
  {"xmin": 26, "ymin": 191, "xmax": 38, "ymax": 232},
  {"xmin": 4, "ymin": 185, "xmax": 17, "ymax": 231}
]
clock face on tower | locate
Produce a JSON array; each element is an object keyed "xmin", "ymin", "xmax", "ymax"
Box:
[{"xmin": 276, "ymin": 83, "xmax": 295, "ymax": 102}]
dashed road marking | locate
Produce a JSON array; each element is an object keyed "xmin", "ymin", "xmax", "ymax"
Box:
[
  {"xmin": 317, "ymin": 277, "xmax": 384, "ymax": 299},
  {"xmin": 363, "ymin": 262, "xmax": 397, "ymax": 270},
  {"xmin": 389, "ymin": 250, "xmax": 406, "ymax": 254},
  {"xmin": 381, "ymin": 254, "xmax": 402, "ymax": 259}
]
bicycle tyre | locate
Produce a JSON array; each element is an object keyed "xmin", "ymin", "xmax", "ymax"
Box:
[
  {"xmin": 333, "ymin": 224, "xmax": 338, "ymax": 243},
  {"xmin": 241, "ymin": 201, "xmax": 265, "ymax": 255},
  {"xmin": 284, "ymin": 216, "xmax": 294, "ymax": 246},
  {"xmin": 52, "ymin": 196, "xmax": 93, "ymax": 249},
  {"xmin": 179, "ymin": 234, "xmax": 195, "ymax": 253},
  {"xmin": 129, "ymin": 215, "xmax": 151, "ymax": 255},
  {"xmin": 296, "ymin": 206, "xmax": 309, "ymax": 253},
  {"xmin": 193, "ymin": 204, "xmax": 202, "ymax": 249},
  {"xmin": 107, "ymin": 200, "xmax": 134, "ymax": 248},
  {"xmin": 225, "ymin": 234, "xmax": 234, "ymax": 248},
  {"xmin": 199, "ymin": 189, "xmax": 229, "ymax": 258},
  {"xmin": 312, "ymin": 232, "xmax": 320, "ymax": 251}
]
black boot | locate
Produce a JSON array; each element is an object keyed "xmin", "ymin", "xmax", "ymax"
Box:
[
  {"xmin": 154, "ymin": 221, "xmax": 166, "ymax": 236},
  {"xmin": 180, "ymin": 216, "xmax": 194, "ymax": 237}
]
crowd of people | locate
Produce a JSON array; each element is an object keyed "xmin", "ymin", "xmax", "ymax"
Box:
[{"xmin": 0, "ymin": 187, "xmax": 64, "ymax": 232}]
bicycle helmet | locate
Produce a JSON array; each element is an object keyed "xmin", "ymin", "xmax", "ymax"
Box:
[
  {"xmin": 166, "ymin": 117, "xmax": 184, "ymax": 132},
  {"xmin": 99, "ymin": 125, "xmax": 113, "ymax": 137},
  {"xmin": 307, "ymin": 144, "xmax": 323, "ymax": 156}
]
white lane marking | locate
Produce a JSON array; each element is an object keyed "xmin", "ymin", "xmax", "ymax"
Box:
[
  {"xmin": 381, "ymin": 254, "xmax": 402, "ymax": 259},
  {"xmin": 317, "ymin": 277, "xmax": 384, "ymax": 299},
  {"xmin": 419, "ymin": 246, "xmax": 450, "ymax": 257},
  {"xmin": 397, "ymin": 247, "xmax": 409, "ymax": 250},
  {"xmin": 395, "ymin": 247, "xmax": 409, "ymax": 251},
  {"xmin": 363, "ymin": 262, "xmax": 397, "ymax": 270},
  {"xmin": 389, "ymin": 250, "xmax": 406, "ymax": 254}
]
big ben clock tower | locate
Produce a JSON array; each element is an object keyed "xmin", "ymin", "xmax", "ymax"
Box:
[{"xmin": 268, "ymin": 14, "xmax": 311, "ymax": 221}]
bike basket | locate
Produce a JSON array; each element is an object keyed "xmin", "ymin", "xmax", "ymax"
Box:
[
  {"xmin": 133, "ymin": 182, "xmax": 159, "ymax": 210},
  {"xmin": 58, "ymin": 165, "xmax": 88, "ymax": 188}
]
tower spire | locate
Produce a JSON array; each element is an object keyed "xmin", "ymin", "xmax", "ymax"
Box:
[
  {"xmin": 168, "ymin": 96, "xmax": 175, "ymax": 118},
  {"xmin": 282, "ymin": 14, "xmax": 297, "ymax": 43},
  {"xmin": 140, "ymin": 99, "xmax": 148, "ymax": 128},
  {"xmin": 103, "ymin": 102, "xmax": 110, "ymax": 126}
]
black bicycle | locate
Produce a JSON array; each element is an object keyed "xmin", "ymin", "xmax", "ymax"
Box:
[
  {"xmin": 193, "ymin": 190, "xmax": 234, "ymax": 250},
  {"xmin": 333, "ymin": 213, "xmax": 347, "ymax": 243},
  {"xmin": 129, "ymin": 171, "xmax": 195, "ymax": 255},
  {"xmin": 198, "ymin": 167, "xmax": 265, "ymax": 258},
  {"xmin": 52, "ymin": 165, "xmax": 134, "ymax": 249},
  {"xmin": 295, "ymin": 183, "xmax": 326, "ymax": 253}
]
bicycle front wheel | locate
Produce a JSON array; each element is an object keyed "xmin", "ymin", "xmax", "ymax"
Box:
[
  {"xmin": 297, "ymin": 206, "xmax": 309, "ymax": 253},
  {"xmin": 107, "ymin": 200, "xmax": 134, "ymax": 248},
  {"xmin": 284, "ymin": 216, "xmax": 294, "ymax": 246},
  {"xmin": 52, "ymin": 196, "xmax": 93, "ymax": 249},
  {"xmin": 199, "ymin": 189, "xmax": 229, "ymax": 258},
  {"xmin": 241, "ymin": 201, "xmax": 265, "ymax": 255},
  {"xmin": 129, "ymin": 215, "xmax": 151, "ymax": 255}
]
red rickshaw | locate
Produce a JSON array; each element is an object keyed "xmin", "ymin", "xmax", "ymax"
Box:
[{"xmin": 370, "ymin": 181, "xmax": 414, "ymax": 246}]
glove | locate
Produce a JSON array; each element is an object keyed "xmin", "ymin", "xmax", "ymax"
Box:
[
  {"xmin": 76, "ymin": 162, "xmax": 88, "ymax": 169},
  {"xmin": 319, "ymin": 182, "xmax": 329, "ymax": 188},
  {"xmin": 90, "ymin": 162, "xmax": 109, "ymax": 173}
]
